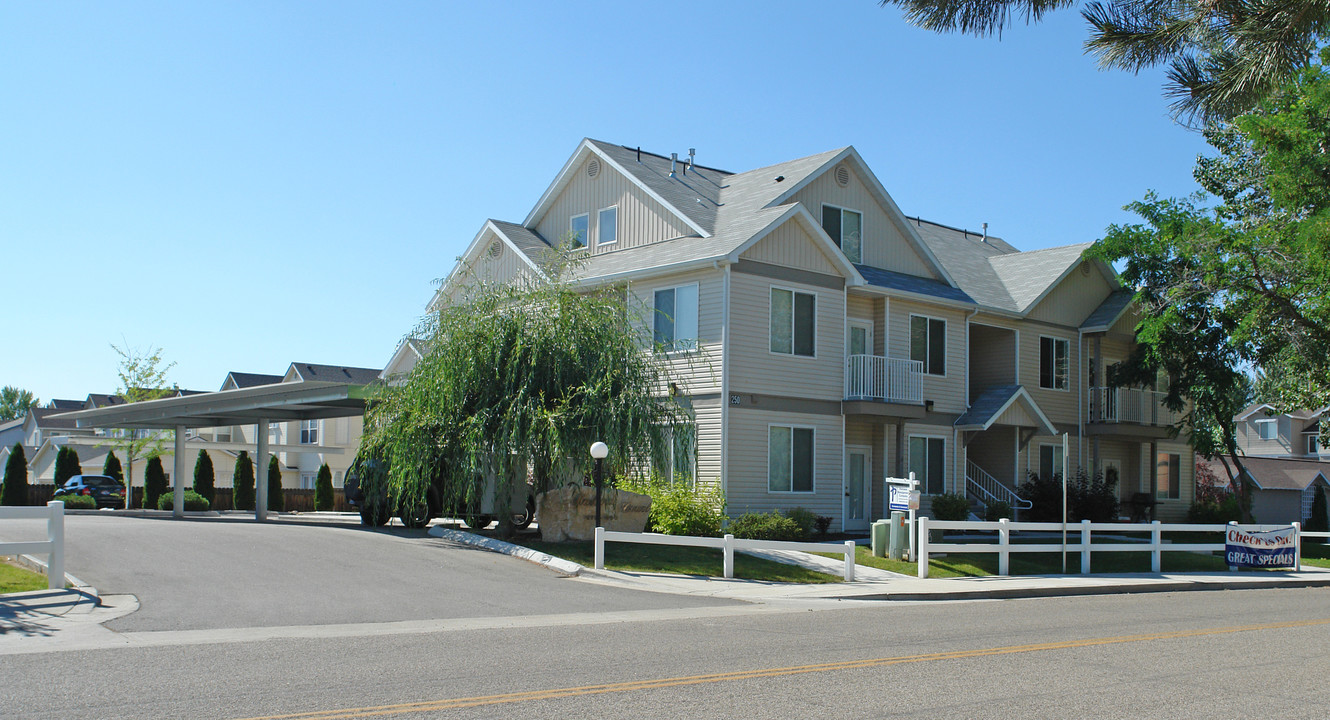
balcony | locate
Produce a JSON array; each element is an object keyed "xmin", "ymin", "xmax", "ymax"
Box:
[
  {"xmin": 845, "ymin": 355, "xmax": 924, "ymax": 405},
  {"xmin": 1087, "ymin": 387, "xmax": 1181, "ymax": 428}
]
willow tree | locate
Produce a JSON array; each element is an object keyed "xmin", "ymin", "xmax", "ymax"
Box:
[{"xmin": 358, "ymin": 252, "xmax": 694, "ymax": 534}]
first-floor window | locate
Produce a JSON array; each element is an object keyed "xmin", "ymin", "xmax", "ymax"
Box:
[
  {"xmin": 1156, "ymin": 452, "xmax": 1181, "ymax": 500},
  {"xmin": 300, "ymin": 472, "xmax": 316, "ymax": 490},
  {"xmin": 1039, "ymin": 444, "xmax": 1064, "ymax": 481},
  {"xmin": 769, "ymin": 426, "xmax": 814, "ymax": 493},
  {"xmin": 661, "ymin": 424, "xmax": 696, "ymax": 484},
  {"xmin": 909, "ymin": 436, "xmax": 945, "ymax": 495}
]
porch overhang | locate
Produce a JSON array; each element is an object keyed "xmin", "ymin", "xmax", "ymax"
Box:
[
  {"xmin": 1085, "ymin": 423, "xmax": 1177, "ymax": 440},
  {"xmin": 841, "ymin": 400, "xmax": 927, "ymax": 420},
  {"xmin": 953, "ymin": 385, "xmax": 1057, "ymax": 437}
]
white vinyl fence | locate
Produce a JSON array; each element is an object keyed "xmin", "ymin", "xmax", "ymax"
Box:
[
  {"xmin": 918, "ymin": 517, "xmax": 1316, "ymax": 579},
  {"xmin": 0, "ymin": 501, "xmax": 66, "ymax": 590},
  {"xmin": 594, "ymin": 527, "xmax": 858, "ymax": 581}
]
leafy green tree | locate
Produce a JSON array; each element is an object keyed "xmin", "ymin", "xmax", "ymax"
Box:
[
  {"xmin": 143, "ymin": 456, "xmax": 167, "ymax": 510},
  {"xmin": 267, "ymin": 455, "xmax": 284, "ymax": 513},
  {"xmin": 2, "ymin": 443, "xmax": 28, "ymax": 506},
  {"xmin": 359, "ymin": 250, "xmax": 694, "ymax": 536},
  {"xmin": 102, "ymin": 451, "xmax": 123, "ymax": 481},
  {"xmin": 193, "ymin": 449, "xmax": 215, "ymax": 504},
  {"xmin": 0, "ymin": 386, "xmax": 39, "ymax": 421},
  {"xmin": 314, "ymin": 463, "xmax": 334, "ymax": 511},
  {"xmin": 878, "ymin": 1, "xmax": 1330, "ymax": 122},
  {"xmin": 233, "ymin": 451, "xmax": 255, "ymax": 511},
  {"xmin": 107, "ymin": 343, "xmax": 176, "ymax": 509},
  {"xmin": 53, "ymin": 446, "xmax": 81, "ymax": 486}
]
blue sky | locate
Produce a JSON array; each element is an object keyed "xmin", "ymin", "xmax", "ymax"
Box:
[{"xmin": 1, "ymin": 1, "xmax": 1210, "ymax": 403}]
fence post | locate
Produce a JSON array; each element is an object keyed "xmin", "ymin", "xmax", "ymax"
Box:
[
  {"xmin": 46, "ymin": 500, "xmax": 64, "ymax": 591},
  {"xmin": 1228, "ymin": 521, "xmax": 1238, "ymax": 572},
  {"xmin": 917, "ymin": 517, "xmax": 930, "ymax": 578},
  {"xmin": 1151, "ymin": 520, "xmax": 1162, "ymax": 573},
  {"xmin": 1081, "ymin": 519, "xmax": 1092, "ymax": 575},
  {"xmin": 998, "ymin": 518, "xmax": 1010, "ymax": 576},
  {"xmin": 594, "ymin": 527, "xmax": 605, "ymax": 570},
  {"xmin": 844, "ymin": 540, "xmax": 856, "ymax": 582},
  {"xmin": 723, "ymin": 534, "xmax": 734, "ymax": 579},
  {"xmin": 1293, "ymin": 521, "xmax": 1302, "ymax": 571}
]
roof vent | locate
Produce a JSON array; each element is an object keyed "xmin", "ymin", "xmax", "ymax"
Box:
[
  {"xmin": 1080, "ymin": 261, "xmax": 1091, "ymax": 276},
  {"xmin": 587, "ymin": 158, "xmax": 601, "ymax": 178},
  {"xmin": 488, "ymin": 240, "xmax": 503, "ymax": 258},
  {"xmin": 835, "ymin": 165, "xmax": 850, "ymax": 187}
]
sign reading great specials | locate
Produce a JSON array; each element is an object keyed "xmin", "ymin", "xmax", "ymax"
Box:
[{"xmin": 1225, "ymin": 526, "xmax": 1298, "ymax": 569}]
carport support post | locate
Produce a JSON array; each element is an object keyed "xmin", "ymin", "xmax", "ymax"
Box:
[
  {"xmin": 256, "ymin": 417, "xmax": 269, "ymax": 521},
  {"xmin": 172, "ymin": 425, "xmax": 187, "ymax": 518}
]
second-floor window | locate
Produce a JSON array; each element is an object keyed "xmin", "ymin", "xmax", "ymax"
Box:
[
  {"xmin": 570, "ymin": 214, "xmax": 588, "ymax": 249},
  {"xmin": 910, "ymin": 315, "xmax": 946, "ymax": 376},
  {"xmin": 598, "ymin": 206, "xmax": 617, "ymax": 246},
  {"xmin": 1308, "ymin": 434, "xmax": 1321, "ymax": 455},
  {"xmin": 1256, "ymin": 419, "xmax": 1276, "ymax": 440},
  {"xmin": 821, "ymin": 205, "xmax": 863, "ymax": 263},
  {"xmin": 770, "ymin": 288, "xmax": 816, "ymax": 357},
  {"xmin": 653, "ymin": 284, "xmax": 699, "ymax": 352},
  {"xmin": 300, "ymin": 419, "xmax": 319, "ymax": 445},
  {"xmin": 1040, "ymin": 336, "xmax": 1069, "ymax": 390}
]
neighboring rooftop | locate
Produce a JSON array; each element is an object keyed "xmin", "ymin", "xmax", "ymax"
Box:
[
  {"xmin": 287, "ymin": 363, "xmax": 382, "ymax": 386},
  {"xmin": 223, "ymin": 372, "xmax": 284, "ymax": 390}
]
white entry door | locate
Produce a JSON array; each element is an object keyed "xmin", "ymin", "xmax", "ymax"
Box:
[{"xmin": 844, "ymin": 447, "xmax": 870, "ymax": 532}]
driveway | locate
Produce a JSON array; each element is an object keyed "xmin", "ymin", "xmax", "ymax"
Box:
[{"xmin": 0, "ymin": 514, "xmax": 738, "ymax": 633}]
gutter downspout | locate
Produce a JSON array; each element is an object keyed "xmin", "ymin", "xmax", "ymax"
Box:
[
  {"xmin": 718, "ymin": 259, "xmax": 731, "ymax": 499},
  {"xmin": 957, "ymin": 307, "xmax": 979, "ymax": 495},
  {"xmin": 1077, "ymin": 329, "xmax": 1084, "ymax": 474}
]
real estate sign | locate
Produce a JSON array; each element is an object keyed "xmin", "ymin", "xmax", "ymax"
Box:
[
  {"xmin": 889, "ymin": 485, "xmax": 911, "ymax": 512},
  {"xmin": 1225, "ymin": 526, "xmax": 1297, "ymax": 569}
]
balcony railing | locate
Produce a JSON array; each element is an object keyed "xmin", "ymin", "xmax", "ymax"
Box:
[
  {"xmin": 1087, "ymin": 386, "xmax": 1181, "ymax": 426},
  {"xmin": 845, "ymin": 355, "xmax": 924, "ymax": 405}
]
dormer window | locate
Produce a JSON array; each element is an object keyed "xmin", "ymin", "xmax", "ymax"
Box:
[
  {"xmin": 570, "ymin": 214, "xmax": 588, "ymax": 249},
  {"xmin": 821, "ymin": 205, "xmax": 862, "ymax": 263},
  {"xmin": 1256, "ymin": 419, "xmax": 1276, "ymax": 440}
]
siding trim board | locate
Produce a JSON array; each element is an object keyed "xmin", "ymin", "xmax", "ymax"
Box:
[
  {"xmin": 730, "ymin": 394, "xmax": 842, "ymax": 416},
  {"xmin": 732, "ymin": 260, "xmax": 844, "ymax": 290}
]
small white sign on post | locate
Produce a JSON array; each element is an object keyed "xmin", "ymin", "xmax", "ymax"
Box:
[
  {"xmin": 885, "ymin": 473, "xmax": 920, "ymax": 561},
  {"xmin": 889, "ymin": 485, "xmax": 911, "ymax": 512}
]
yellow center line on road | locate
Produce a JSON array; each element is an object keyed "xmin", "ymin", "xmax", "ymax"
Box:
[{"xmin": 236, "ymin": 617, "xmax": 1330, "ymax": 719}]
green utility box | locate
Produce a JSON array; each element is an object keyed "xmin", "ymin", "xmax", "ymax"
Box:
[
  {"xmin": 888, "ymin": 511, "xmax": 910, "ymax": 561},
  {"xmin": 871, "ymin": 520, "xmax": 891, "ymax": 558}
]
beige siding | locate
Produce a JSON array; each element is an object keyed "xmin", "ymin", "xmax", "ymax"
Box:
[
  {"xmin": 1018, "ymin": 327, "xmax": 1082, "ymax": 431},
  {"xmin": 739, "ymin": 221, "xmax": 840, "ymax": 275},
  {"xmin": 1026, "ymin": 264, "xmax": 1113, "ymax": 325},
  {"xmin": 791, "ymin": 163, "xmax": 939, "ymax": 279},
  {"xmin": 887, "ymin": 298, "xmax": 967, "ymax": 414},
  {"xmin": 1018, "ymin": 434, "xmax": 1087, "ymax": 485},
  {"xmin": 725, "ymin": 408, "xmax": 843, "ymax": 520},
  {"xmin": 629, "ymin": 267, "xmax": 725, "ymax": 396},
  {"xmin": 727, "ymin": 271, "xmax": 845, "ymax": 400},
  {"xmin": 967, "ymin": 427, "xmax": 1019, "ymax": 488},
  {"xmin": 1240, "ymin": 418, "xmax": 1292, "ymax": 457},
  {"xmin": 846, "ymin": 294, "xmax": 874, "ymax": 324},
  {"xmin": 694, "ymin": 396, "xmax": 723, "ymax": 485},
  {"xmin": 969, "ymin": 323, "xmax": 1017, "ymax": 399},
  {"xmin": 902, "ymin": 422, "xmax": 955, "ymax": 497},
  {"xmin": 534, "ymin": 156, "xmax": 693, "ymax": 252}
]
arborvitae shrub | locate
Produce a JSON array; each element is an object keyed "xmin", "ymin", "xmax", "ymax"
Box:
[
  {"xmin": 144, "ymin": 457, "xmax": 168, "ymax": 509},
  {"xmin": 102, "ymin": 452, "xmax": 123, "ymax": 481},
  {"xmin": 3, "ymin": 443, "xmax": 30, "ymax": 506},
  {"xmin": 267, "ymin": 455, "xmax": 284, "ymax": 512},
  {"xmin": 1309, "ymin": 484, "xmax": 1329, "ymax": 532},
  {"xmin": 315, "ymin": 463, "xmax": 334, "ymax": 511},
  {"xmin": 193, "ymin": 450, "xmax": 215, "ymax": 504},
  {"xmin": 233, "ymin": 451, "xmax": 255, "ymax": 511},
  {"xmin": 54, "ymin": 446, "xmax": 81, "ymax": 486}
]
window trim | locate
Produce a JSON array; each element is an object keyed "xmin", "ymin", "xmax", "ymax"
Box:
[
  {"xmin": 907, "ymin": 433, "xmax": 947, "ymax": 495},
  {"xmin": 1305, "ymin": 432, "xmax": 1320, "ymax": 455},
  {"xmin": 1156, "ymin": 451, "xmax": 1182, "ymax": 501},
  {"xmin": 908, "ymin": 313, "xmax": 947, "ymax": 377},
  {"xmin": 767, "ymin": 423, "xmax": 816, "ymax": 494},
  {"xmin": 299, "ymin": 419, "xmax": 320, "ymax": 445},
  {"xmin": 597, "ymin": 205, "xmax": 618, "ymax": 247},
  {"xmin": 847, "ymin": 319, "xmax": 873, "ymax": 356},
  {"xmin": 1038, "ymin": 334, "xmax": 1070, "ymax": 391},
  {"xmin": 820, "ymin": 202, "xmax": 864, "ymax": 264},
  {"xmin": 569, "ymin": 213, "xmax": 589, "ymax": 250},
  {"xmin": 652, "ymin": 282, "xmax": 701, "ymax": 355},
  {"xmin": 1254, "ymin": 418, "xmax": 1277, "ymax": 441},
  {"xmin": 1037, "ymin": 442, "xmax": 1065, "ymax": 481},
  {"xmin": 768, "ymin": 285, "xmax": 818, "ymax": 359}
]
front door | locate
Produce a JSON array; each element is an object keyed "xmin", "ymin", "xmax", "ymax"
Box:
[{"xmin": 844, "ymin": 447, "xmax": 870, "ymax": 532}]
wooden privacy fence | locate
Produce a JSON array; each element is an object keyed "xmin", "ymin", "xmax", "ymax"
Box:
[{"xmin": 594, "ymin": 527, "xmax": 858, "ymax": 581}]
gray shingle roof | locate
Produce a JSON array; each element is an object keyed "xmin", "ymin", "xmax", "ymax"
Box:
[
  {"xmin": 47, "ymin": 399, "xmax": 86, "ymax": 410},
  {"xmin": 955, "ymin": 385, "xmax": 1024, "ymax": 428},
  {"xmin": 29, "ymin": 407, "xmax": 80, "ymax": 430},
  {"xmin": 1081, "ymin": 289, "xmax": 1135, "ymax": 331},
  {"xmin": 288, "ymin": 363, "xmax": 382, "ymax": 385},
  {"xmin": 224, "ymin": 372, "xmax": 283, "ymax": 389},
  {"xmin": 587, "ymin": 141, "xmax": 730, "ymax": 235},
  {"xmin": 854, "ymin": 264, "xmax": 972, "ymax": 304},
  {"xmin": 1203, "ymin": 456, "xmax": 1330, "ymax": 491},
  {"xmin": 989, "ymin": 243, "xmax": 1094, "ymax": 311},
  {"xmin": 490, "ymin": 219, "xmax": 552, "ymax": 266}
]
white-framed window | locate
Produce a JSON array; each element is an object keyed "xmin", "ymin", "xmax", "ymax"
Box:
[
  {"xmin": 821, "ymin": 204, "xmax": 863, "ymax": 264},
  {"xmin": 910, "ymin": 315, "xmax": 946, "ymax": 376},
  {"xmin": 1255, "ymin": 419, "xmax": 1276, "ymax": 441},
  {"xmin": 1156, "ymin": 452, "xmax": 1181, "ymax": 500},
  {"xmin": 268, "ymin": 422, "xmax": 280, "ymax": 443},
  {"xmin": 569, "ymin": 213, "xmax": 589, "ymax": 249},
  {"xmin": 847, "ymin": 321, "xmax": 872, "ymax": 356},
  {"xmin": 768, "ymin": 425, "xmax": 814, "ymax": 493},
  {"xmin": 1038, "ymin": 443, "xmax": 1064, "ymax": 481},
  {"xmin": 661, "ymin": 424, "xmax": 696, "ymax": 484},
  {"xmin": 1307, "ymin": 433, "xmax": 1320, "ymax": 456},
  {"xmin": 908, "ymin": 435, "xmax": 946, "ymax": 495},
  {"xmin": 300, "ymin": 419, "xmax": 319, "ymax": 445},
  {"xmin": 770, "ymin": 287, "xmax": 816, "ymax": 357},
  {"xmin": 1039, "ymin": 336, "xmax": 1069, "ymax": 390},
  {"xmin": 598, "ymin": 206, "xmax": 617, "ymax": 246},
  {"xmin": 653, "ymin": 283, "xmax": 699, "ymax": 352},
  {"xmin": 300, "ymin": 472, "xmax": 316, "ymax": 490},
  {"xmin": 215, "ymin": 425, "xmax": 232, "ymax": 443}
]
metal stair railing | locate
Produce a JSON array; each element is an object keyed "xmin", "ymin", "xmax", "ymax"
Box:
[{"xmin": 965, "ymin": 459, "xmax": 1032, "ymax": 520}]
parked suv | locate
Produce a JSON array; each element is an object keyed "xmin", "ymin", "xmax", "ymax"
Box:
[{"xmin": 54, "ymin": 474, "xmax": 126, "ymax": 508}]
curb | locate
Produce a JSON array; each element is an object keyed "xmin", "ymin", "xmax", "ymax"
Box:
[
  {"xmin": 427, "ymin": 526, "xmax": 584, "ymax": 577},
  {"xmin": 13, "ymin": 553, "xmax": 97, "ymax": 599},
  {"xmin": 830, "ymin": 575, "xmax": 1330, "ymax": 602}
]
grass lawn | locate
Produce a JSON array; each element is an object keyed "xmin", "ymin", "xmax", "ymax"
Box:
[
  {"xmin": 0, "ymin": 560, "xmax": 49, "ymax": 594},
  {"xmin": 517, "ymin": 539, "xmax": 839, "ymax": 584},
  {"xmin": 821, "ymin": 545, "xmax": 1233, "ymax": 577}
]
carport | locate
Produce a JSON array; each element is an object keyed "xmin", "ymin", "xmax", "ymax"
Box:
[{"xmin": 55, "ymin": 381, "xmax": 369, "ymax": 520}]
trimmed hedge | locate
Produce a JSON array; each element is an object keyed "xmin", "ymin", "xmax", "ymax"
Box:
[
  {"xmin": 60, "ymin": 494, "xmax": 97, "ymax": 509},
  {"xmin": 728, "ymin": 511, "xmax": 804, "ymax": 541},
  {"xmin": 929, "ymin": 492, "xmax": 970, "ymax": 521},
  {"xmin": 158, "ymin": 490, "xmax": 211, "ymax": 512}
]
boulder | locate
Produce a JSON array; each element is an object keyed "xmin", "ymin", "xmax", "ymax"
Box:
[{"xmin": 536, "ymin": 484, "xmax": 651, "ymax": 542}]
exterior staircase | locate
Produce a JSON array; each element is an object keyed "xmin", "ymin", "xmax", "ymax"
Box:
[{"xmin": 965, "ymin": 460, "xmax": 1032, "ymax": 521}]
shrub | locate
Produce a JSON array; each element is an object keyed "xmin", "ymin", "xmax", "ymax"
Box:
[
  {"xmin": 102, "ymin": 451, "xmax": 123, "ymax": 482},
  {"xmin": 620, "ymin": 476, "xmax": 726, "ymax": 536},
  {"xmin": 267, "ymin": 455, "xmax": 284, "ymax": 512},
  {"xmin": 1188, "ymin": 495, "xmax": 1241, "ymax": 523},
  {"xmin": 1019, "ymin": 470, "xmax": 1119, "ymax": 523},
  {"xmin": 2, "ymin": 443, "xmax": 28, "ymax": 506},
  {"xmin": 54, "ymin": 446, "xmax": 81, "ymax": 486},
  {"xmin": 144, "ymin": 457, "xmax": 167, "ymax": 510},
  {"xmin": 782, "ymin": 507, "xmax": 816, "ymax": 539},
  {"xmin": 728, "ymin": 511, "xmax": 804, "ymax": 541},
  {"xmin": 1307, "ymin": 484, "xmax": 1330, "ymax": 532},
  {"xmin": 929, "ymin": 492, "xmax": 970, "ymax": 521},
  {"xmin": 158, "ymin": 490, "xmax": 211, "ymax": 511},
  {"xmin": 60, "ymin": 494, "xmax": 97, "ymax": 509},
  {"xmin": 984, "ymin": 500, "xmax": 1013, "ymax": 521},
  {"xmin": 193, "ymin": 450, "xmax": 215, "ymax": 505},
  {"xmin": 233, "ymin": 451, "xmax": 255, "ymax": 511},
  {"xmin": 315, "ymin": 463, "xmax": 334, "ymax": 511},
  {"xmin": 1017, "ymin": 473, "xmax": 1064, "ymax": 522},
  {"xmin": 814, "ymin": 515, "xmax": 833, "ymax": 537}
]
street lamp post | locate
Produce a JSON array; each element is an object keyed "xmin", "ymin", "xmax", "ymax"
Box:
[{"xmin": 590, "ymin": 441, "xmax": 608, "ymax": 528}]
